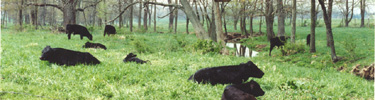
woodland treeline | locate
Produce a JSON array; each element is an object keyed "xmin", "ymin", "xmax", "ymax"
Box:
[{"xmin": 1, "ymin": 0, "xmax": 373, "ymax": 62}]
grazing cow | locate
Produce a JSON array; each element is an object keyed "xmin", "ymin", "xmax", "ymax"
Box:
[
  {"xmin": 104, "ymin": 25, "xmax": 116, "ymax": 36},
  {"xmin": 82, "ymin": 42, "xmax": 107, "ymax": 50},
  {"xmin": 39, "ymin": 46, "xmax": 100, "ymax": 66},
  {"xmin": 269, "ymin": 36, "xmax": 288, "ymax": 56},
  {"xmin": 306, "ymin": 34, "xmax": 311, "ymax": 46},
  {"xmin": 66, "ymin": 24, "xmax": 93, "ymax": 40},
  {"xmin": 221, "ymin": 80, "xmax": 265, "ymax": 100},
  {"xmin": 123, "ymin": 53, "xmax": 148, "ymax": 64},
  {"xmin": 188, "ymin": 61, "xmax": 264, "ymax": 85}
]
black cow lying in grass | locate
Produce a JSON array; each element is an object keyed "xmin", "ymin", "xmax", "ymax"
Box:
[
  {"xmin": 306, "ymin": 34, "xmax": 311, "ymax": 46},
  {"xmin": 269, "ymin": 36, "xmax": 289, "ymax": 56},
  {"xmin": 82, "ymin": 42, "xmax": 107, "ymax": 50},
  {"xmin": 188, "ymin": 61, "xmax": 264, "ymax": 85},
  {"xmin": 66, "ymin": 24, "xmax": 93, "ymax": 40},
  {"xmin": 123, "ymin": 53, "xmax": 148, "ymax": 64},
  {"xmin": 104, "ymin": 25, "xmax": 116, "ymax": 36},
  {"xmin": 221, "ymin": 80, "xmax": 265, "ymax": 100},
  {"xmin": 39, "ymin": 46, "xmax": 100, "ymax": 66}
]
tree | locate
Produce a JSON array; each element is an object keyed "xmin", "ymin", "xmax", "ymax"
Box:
[
  {"xmin": 265, "ymin": 0, "xmax": 275, "ymax": 40},
  {"xmin": 168, "ymin": 0, "xmax": 174, "ymax": 31},
  {"xmin": 276, "ymin": 0, "xmax": 285, "ymax": 37},
  {"xmin": 18, "ymin": 0, "xmax": 24, "ymax": 29},
  {"xmin": 360, "ymin": 0, "xmax": 365, "ymax": 27},
  {"xmin": 310, "ymin": 0, "xmax": 316, "ymax": 53},
  {"xmin": 291, "ymin": 0, "xmax": 296, "ymax": 43},
  {"xmin": 318, "ymin": 0, "xmax": 339, "ymax": 62},
  {"xmin": 340, "ymin": 0, "xmax": 355, "ymax": 27},
  {"xmin": 214, "ymin": 1, "xmax": 225, "ymax": 46},
  {"xmin": 139, "ymin": 0, "xmax": 143, "ymax": 28},
  {"xmin": 130, "ymin": 0, "xmax": 134, "ymax": 31},
  {"xmin": 27, "ymin": 0, "xmax": 102, "ymax": 27}
]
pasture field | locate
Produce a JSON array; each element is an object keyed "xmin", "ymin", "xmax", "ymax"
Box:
[{"xmin": 0, "ymin": 22, "xmax": 374, "ymax": 99}]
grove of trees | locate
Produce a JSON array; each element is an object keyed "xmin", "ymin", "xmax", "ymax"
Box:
[{"xmin": 1, "ymin": 0, "xmax": 374, "ymax": 62}]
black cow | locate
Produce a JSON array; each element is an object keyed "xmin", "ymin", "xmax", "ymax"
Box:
[
  {"xmin": 188, "ymin": 61, "xmax": 264, "ymax": 85},
  {"xmin": 306, "ymin": 34, "xmax": 311, "ymax": 46},
  {"xmin": 221, "ymin": 80, "xmax": 265, "ymax": 100},
  {"xmin": 40, "ymin": 46, "xmax": 100, "ymax": 66},
  {"xmin": 104, "ymin": 25, "xmax": 116, "ymax": 36},
  {"xmin": 123, "ymin": 53, "xmax": 148, "ymax": 64},
  {"xmin": 269, "ymin": 36, "xmax": 288, "ymax": 56},
  {"xmin": 82, "ymin": 42, "xmax": 107, "ymax": 50},
  {"xmin": 66, "ymin": 24, "xmax": 93, "ymax": 40}
]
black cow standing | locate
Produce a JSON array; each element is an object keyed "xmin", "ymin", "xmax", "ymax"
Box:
[
  {"xmin": 269, "ymin": 36, "xmax": 288, "ymax": 56},
  {"xmin": 306, "ymin": 34, "xmax": 311, "ymax": 46},
  {"xmin": 188, "ymin": 61, "xmax": 264, "ymax": 85},
  {"xmin": 123, "ymin": 53, "xmax": 148, "ymax": 64},
  {"xmin": 104, "ymin": 25, "xmax": 116, "ymax": 36},
  {"xmin": 66, "ymin": 24, "xmax": 93, "ymax": 40},
  {"xmin": 39, "ymin": 46, "xmax": 100, "ymax": 66},
  {"xmin": 82, "ymin": 42, "xmax": 107, "ymax": 50},
  {"xmin": 221, "ymin": 80, "xmax": 265, "ymax": 100}
]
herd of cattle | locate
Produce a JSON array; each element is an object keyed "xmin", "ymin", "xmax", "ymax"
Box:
[{"xmin": 39, "ymin": 24, "xmax": 314, "ymax": 99}]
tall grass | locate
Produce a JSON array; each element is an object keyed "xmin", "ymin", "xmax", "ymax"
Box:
[{"xmin": 0, "ymin": 21, "xmax": 374, "ymax": 99}]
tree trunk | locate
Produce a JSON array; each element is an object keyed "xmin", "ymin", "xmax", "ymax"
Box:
[
  {"xmin": 138, "ymin": 0, "xmax": 142, "ymax": 28},
  {"xmin": 360, "ymin": 0, "xmax": 365, "ymax": 27},
  {"xmin": 144, "ymin": 0, "xmax": 148, "ymax": 30},
  {"xmin": 18, "ymin": 0, "xmax": 24, "ymax": 30},
  {"xmin": 318, "ymin": 0, "xmax": 338, "ymax": 62},
  {"xmin": 310, "ymin": 0, "xmax": 316, "ymax": 53},
  {"xmin": 249, "ymin": 0, "xmax": 258, "ymax": 36},
  {"xmin": 277, "ymin": 0, "xmax": 285, "ymax": 37},
  {"xmin": 259, "ymin": 0, "xmax": 263, "ymax": 34},
  {"xmin": 62, "ymin": 0, "xmax": 78, "ymax": 27},
  {"xmin": 186, "ymin": 18, "xmax": 189, "ymax": 34},
  {"xmin": 214, "ymin": 1, "xmax": 225, "ymax": 46},
  {"xmin": 31, "ymin": 0, "xmax": 38, "ymax": 29},
  {"xmin": 180, "ymin": 0, "xmax": 210, "ymax": 40},
  {"xmin": 291, "ymin": 0, "xmax": 296, "ymax": 43},
  {"xmin": 265, "ymin": 0, "xmax": 275, "ymax": 40},
  {"xmin": 130, "ymin": 0, "xmax": 134, "ymax": 31},
  {"xmin": 233, "ymin": 16, "xmax": 238, "ymax": 30},
  {"xmin": 168, "ymin": 0, "xmax": 174, "ymax": 31},
  {"xmin": 154, "ymin": 0, "xmax": 156, "ymax": 32},
  {"xmin": 119, "ymin": 0, "xmax": 123, "ymax": 28},
  {"xmin": 210, "ymin": 4, "xmax": 217, "ymax": 41},
  {"xmin": 240, "ymin": 3, "xmax": 247, "ymax": 35},
  {"xmin": 174, "ymin": 0, "xmax": 178, "ymax": 33}
]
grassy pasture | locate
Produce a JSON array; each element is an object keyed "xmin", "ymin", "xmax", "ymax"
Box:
[{"xmin": 0, "ymin": 20, "xmax": 374, "ymax": 99}]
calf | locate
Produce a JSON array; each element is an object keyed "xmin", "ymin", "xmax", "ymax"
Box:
[
  {"xmin": 306, "ymin": 34, "xmax": 311, "ymax": 46},
  {"xmin": 123, "ymin": 53, "xmax": 148, "ymax": 64},
  {"xmin": 188, "ymin": 61, "xmax": 264, "ymax": 85},
  {"xmin": 39, "ymin": 46, "xmax": 100, "ymax": 66},
  {"xmin": 104, "ymin": 25, "xmax": 116, "ymax": 36},
  {"xmin": 82, "ymin": 42, "xmax": 107, "ymax": 50},
  {"xmin": 221, "ymin": 80, "xmax": 265, "ymax": 100},
  {"xmin": 66, "ymin": 24, "xmax": 93, "ymax": 40},
  {"xmin": 269, "ymin": 36, "xmax": 288, "ymax": 56}
]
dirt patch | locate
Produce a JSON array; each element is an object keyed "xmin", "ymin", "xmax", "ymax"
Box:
[
  {"xmin": 256, "ymin": 44, "xmax": 267, "ymax": 49},
  {"xmin": 225, "ymin": 32, "xmax": 249, "ymax": 43},
  {"xmin": 350, "ymin": 64, "xmax": 374, "ymax": 80}
]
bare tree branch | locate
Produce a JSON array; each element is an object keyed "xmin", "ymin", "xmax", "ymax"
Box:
[
  {"xmin": 106, "ymin": 1, "xmax": 182, "ymax": 24},
  {"xmin": 76, "ymin": 0, "xmax": 103, "ymax": 12},
  {"xmin": 25, "ymin": 3, "xmax": 63, "ymax": 11}
]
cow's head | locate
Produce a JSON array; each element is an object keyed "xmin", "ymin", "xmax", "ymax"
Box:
[
  {"xmin": 241, "ymin": 61, "xmax": 264, "ymax": 78},
  {"xmin": 40, "ymin": 46, "xmax": 54, "ymax": 60}
]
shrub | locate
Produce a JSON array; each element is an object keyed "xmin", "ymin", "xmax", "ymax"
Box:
[
  {"xmin": 281, "ymin": 42, "xmax": 306, "ymax": 55},
  {"xmin": 173, "ymin": 35, "xmax": 187, "ymax": 48},
  {"xmin": 130, "ymin": 37, "xmax": 153, "ymax": 53},
  {"xmin": 191, "ymin": 39, "xmax": 222, "ymax": 54},
  {"xmin": 341, "ymin": 37, "xmax": 357, "ymax": 59}
]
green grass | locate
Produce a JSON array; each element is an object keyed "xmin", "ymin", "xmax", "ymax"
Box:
[{"xmin": 0, "ymin": 21, "xmax": 374, "ymax": 99}]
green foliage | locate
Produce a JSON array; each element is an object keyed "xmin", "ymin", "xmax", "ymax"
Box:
[
  {"xmin": 191, "ymin": 39, "xmax": 222, "ymax": 54},
  {"xmin": 0, "ymin": 20, "xmax": 374, "ymax": 99},
  {"xmin": 130, "ymin": 37, "xmax": 153, "ymax": 53},
  {"xmin": 281, "ymin": 42, "xmax": 306, "ymax": 55},
  {"xmin": 341, "ymin": 37, "xmax": 357, "ymax": 59},
  {"xmin": 173, "ymin": 35, "xmax": 188, "ymax": 48}
]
